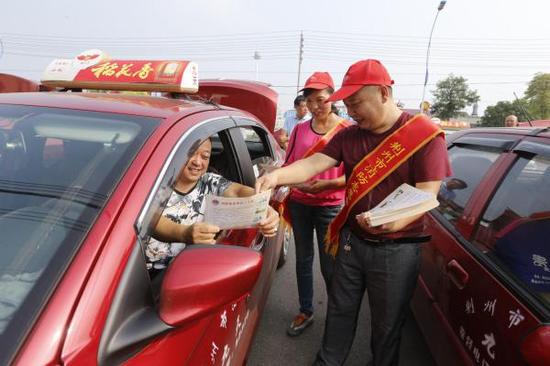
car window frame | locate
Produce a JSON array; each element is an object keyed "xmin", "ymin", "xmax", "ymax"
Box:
[
  {"xmin": 99, "ymin": 115, "xmax": 243, "ymax": 364},
  {"xmin": 231, "ymin": 117, "xmax": 276, "ymax": 187},
  {"xmin": 440, "ymin": 139, "xmax": 509, "ymax": 238},
  {"xmin": 135, "ymin": 116, "xmax": 237, "ymax": 239},
  {"xmin": 432, "ymin": 132, "xmax": 550, "ymax": 320},
  {"xmin": 471, "ymin": 139, "xmax": 550, "ymax": 318}
]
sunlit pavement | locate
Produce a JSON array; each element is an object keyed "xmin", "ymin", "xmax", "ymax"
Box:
[{"xmin": 248, "ymin": 235, "xmax": 436, "ymax": 366}]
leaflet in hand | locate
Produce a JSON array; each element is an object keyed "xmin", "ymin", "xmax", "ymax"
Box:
[
  {"xmin": 203, "ymin": 190, "xmax": 272, "ymax": 229},
  {"xmin": 359, "ymin": 183, "xmax": 439, "ymax": 227}
]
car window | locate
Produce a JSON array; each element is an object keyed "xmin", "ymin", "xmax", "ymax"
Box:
[
  {"xmin": 137, "ymin": 121, "xmax": 242, "ymax": 283},
  {"xmin": 436, "ymin": 145, "xmax": 500, "ymax": 224},
  {"xmin": 0, "ymin": 105, "xmax": 157, "ymax": 345},
  {"xmin": 237, "ymin": 126, "xmax": 273, "ymax": 178},
  {"xmin": 474, "ymin": 154, "xmax": 550, "ymax": 308}
]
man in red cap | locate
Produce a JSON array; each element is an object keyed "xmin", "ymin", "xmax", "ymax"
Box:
[{"xmin": 256, "ymin": 59, "xmax": 451, "ymax": 365}]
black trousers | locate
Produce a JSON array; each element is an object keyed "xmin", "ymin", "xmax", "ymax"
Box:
[{"xmin": 314, "ymin": 226, "xmax": 422, "ymax": 366}]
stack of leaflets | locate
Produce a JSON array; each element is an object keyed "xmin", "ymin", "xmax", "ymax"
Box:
[{"xmin": 359, "ymin": 183, "xmax": 439, "ymax": 227}]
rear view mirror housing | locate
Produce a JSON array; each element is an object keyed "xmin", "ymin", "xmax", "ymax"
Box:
[{"xmin": 158, "ymin": 245, "xmax": 262, "ymax": 327}]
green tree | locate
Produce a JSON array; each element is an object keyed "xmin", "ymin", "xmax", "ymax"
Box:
[
  {"xmin": 525, "ymin": 73, "xmax": 550, "ymax": 119},
  {"xmin": 430, "ymin": 74, "xmax": 480, "ymax": 120},
  {"xmin": 480, "ymin": 99, "xmax": 529, "ymax": 127}
]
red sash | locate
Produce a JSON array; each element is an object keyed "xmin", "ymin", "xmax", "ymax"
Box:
[
  {"xmin": 275, "ymin": 119, "xmax": 351, "ymax": 225},
  {"xmin": 325, "ymin": 114, "xmax": 443, "ymax": 257}
]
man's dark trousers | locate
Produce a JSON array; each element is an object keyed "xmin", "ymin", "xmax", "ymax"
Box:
[{"xmin": 314, "ymin": 226, "xmax": 422, "ymax": 366}]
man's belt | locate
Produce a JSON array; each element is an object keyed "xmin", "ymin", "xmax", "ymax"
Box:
[{"xmin": 360, "ymin": 235, "xmax": 432, "ymax": 245}]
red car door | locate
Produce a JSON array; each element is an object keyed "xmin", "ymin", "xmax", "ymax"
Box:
[
  {"xmin": 414, "ymin": 133, "xmax": 550, "ymax": 366},
  {"xmin": 44, "ymin": 113, "xmax": 274, "ymax": 365}
]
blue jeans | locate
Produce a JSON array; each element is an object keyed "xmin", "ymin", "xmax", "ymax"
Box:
[
  {"xmin": 288, "ymin": 200, "xmax": 342, "ymax": 315},
  {"xmin": 314, "ymin": 226, "xmax": 422, "ymax": 366}
]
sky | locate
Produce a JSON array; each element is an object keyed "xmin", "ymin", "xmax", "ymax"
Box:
[{"xmin": 1, "ymin": 0, "xmax": 550, "ymax": 117}]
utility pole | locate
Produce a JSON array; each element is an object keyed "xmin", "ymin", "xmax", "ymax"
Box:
[{"xmin": 296, "ymin": 31, "xmax": 304, "ymax": 94}]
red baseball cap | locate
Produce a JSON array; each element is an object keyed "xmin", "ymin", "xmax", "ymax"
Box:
[
  {"xmin": 300, "ymin": 71, "xmax": 335, "ymax": 91},
  {"xmin": 327, "ymin": 59, "xmax": 394, "ymax": 102}
]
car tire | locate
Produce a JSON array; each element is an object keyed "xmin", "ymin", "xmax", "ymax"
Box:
[{"xmin": 277, "ymin": 223, "xmax": 292, "ymax": 269}]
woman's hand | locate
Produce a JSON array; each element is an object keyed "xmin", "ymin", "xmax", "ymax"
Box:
[
  {"xmin": 294, "ymin": 177, "xmax": 344, "ymax": 194},
  {"xmin": 300, "ymin": 179, "xmax": 330, "ymax": 194},
  {"xmin": 185, "ymin": 222, "xmax": 221, "ymax": 244},
  {"xmin": 257, "ymin": 206, "xmax": 280, "ymax": 237}
]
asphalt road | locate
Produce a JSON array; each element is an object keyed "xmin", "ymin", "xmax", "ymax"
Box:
[{"xmin": 248, "ymin": 235, "xmax": 436, "ymax": 366}]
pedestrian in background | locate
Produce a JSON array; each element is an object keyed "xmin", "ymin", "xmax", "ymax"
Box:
[
  {"xmin": 256, "ymin": 59, "xmax": 451, "ymax": 365},
  {"xmin": 504, "ymin": 114, "xmax": 519, "ymax": 127},
  {"xmin": 283, "ymin": 71, "xmax": 351, "ymax": 337},
  {"xmin": 283, "ymin": 94, "xmax": 310, "ymax": 135}
]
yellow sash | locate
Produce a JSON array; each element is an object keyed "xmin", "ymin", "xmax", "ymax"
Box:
[{"xmin": 325, "ymin": 114, "xmax": 443, "ymax": 257}]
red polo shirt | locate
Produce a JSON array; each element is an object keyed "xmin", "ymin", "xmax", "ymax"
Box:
[{"xmin": 321, "ymin": 112, "xmax": 451, "ymax": 239}]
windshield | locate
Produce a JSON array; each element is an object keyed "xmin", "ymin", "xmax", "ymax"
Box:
[{"xmin": 0, "ymin": 104, "xmax": 158, "ymax": 360}]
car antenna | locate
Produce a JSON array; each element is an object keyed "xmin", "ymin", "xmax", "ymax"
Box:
[
  {"xmin": 513, "ymin": 92, "xmax": 533, "ymax": 127},
  {"xmin": 203, "ymin": 97, "xmax": 222, "ymax": 109},
  {"xmin": 179, "ymin": 93, "xmax": 222, "ymax": 110}
]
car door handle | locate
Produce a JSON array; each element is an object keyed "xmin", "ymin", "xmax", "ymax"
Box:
[{"xmin": 446, "ymin": 259, "xmax": 469, "ymax": 289}]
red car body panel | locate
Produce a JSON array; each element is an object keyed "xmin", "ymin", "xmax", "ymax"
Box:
[
  {"xmin": 197, "ymin": 79, "xmax": 278, "ymax": 132},
  {"xmin": 519, "ymin": 120, "xmax": 550, "ymax": 127},
  {"xmin": 412, "ymin": 127, "xmax": 550, "ymax": 366},
  {"xmin": 4, "ymin": 81, "xmax": 284, "ymax": 365},
  {"xmin": 0, "ymin": 91, "xmax": 207, "ymax": 119},
  {"xmin": 0, "ymin": 73, "xmax": 43, "ymax": 93}
]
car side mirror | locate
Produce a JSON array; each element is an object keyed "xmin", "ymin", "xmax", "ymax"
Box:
[
  {"xmin": 158, "ymin": 245, "xmax": 262, "ymax": 327},
  {"xmin": 520, "ymin": 324, "xmax": 550, "ymax": 366}
]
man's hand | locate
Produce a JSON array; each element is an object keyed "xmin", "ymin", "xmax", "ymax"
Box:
[
  {"xmin": 185, "ymin": 222, "xmax": 221, "ymax": 244},
  {"xmin": 355, "ymin": 213, "xmax": 421, "ymax": 235},
  {"xmin": 257, "ymin": 206, "xmax": 280, "ymax": 237},
  {"xmin": 255, "ymin": 173, "xmax": 279, "ymax": 193},
  {"xmin": 254, "ymin": 153, "xmax": 338, "ymax": 194}
]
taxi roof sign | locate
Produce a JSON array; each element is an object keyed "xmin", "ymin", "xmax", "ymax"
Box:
[{"xmin": 41, "ymin": 49, "xmax": 199, "ymax": 93}]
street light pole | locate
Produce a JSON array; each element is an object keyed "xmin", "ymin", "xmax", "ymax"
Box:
[
  {"xmin": 253, "ymin": 51, "xmax": 261, "ymax": 81},
  {"xmin": 421, "ymin": 1, "xmax": 447, "ymax": 112},
  {"xmin": 296, "ymin": 31, "xmax": 304, "ymax": 94}
]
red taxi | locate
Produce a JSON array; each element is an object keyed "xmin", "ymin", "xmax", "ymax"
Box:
[
  {"xmin": 0, "ymin": 51, "xmax": 287, "ymax": 365},
  {"xmin": 412, "ymin": 126, "xmax": 550, "ymax": 366}
]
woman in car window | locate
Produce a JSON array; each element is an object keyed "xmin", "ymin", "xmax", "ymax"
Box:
[
  {"xmin": 145, "ymin": 138, "xmax": 279, "ymax": 272},
  {"xmin": 283, "ymin": 72, "xmax": 351, "ymax": 336}
]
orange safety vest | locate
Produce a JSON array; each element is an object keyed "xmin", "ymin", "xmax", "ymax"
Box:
[{"xmin": 325, "ymin": 114, "xmax": 443, "ymax": 257}]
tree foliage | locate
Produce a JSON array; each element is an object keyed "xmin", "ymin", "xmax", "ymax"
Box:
[
  {"xmin": 430, "ymin": 74, "xmax": 480, "ymax": 120},
  {"xmin": 479, "ymin": 99, "xmax": 529, "ymax": 127},
  {"xmin": 525, "ymin": 73, "xmax": 550, "ymax": 119}
]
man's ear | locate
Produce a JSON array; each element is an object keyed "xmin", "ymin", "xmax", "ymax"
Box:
[{"xmin": 379, "ymin": 85, "xmax": 391, "ymax": 103}]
